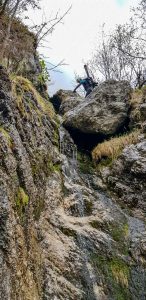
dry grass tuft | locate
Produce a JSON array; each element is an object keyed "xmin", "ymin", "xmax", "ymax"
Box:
[
  {"xmin": 130, "ymin": 87, "xmax": 146, "ymax": 122},
  {"xmin": 11, "ymin": 75, "xmax": 55, "ymax": 118},
  {"xmin": 130, "ymin": 89, "xmax": 143, "ymax": 107},
  {"xmin": 130, "ymin": 86, "xmax": 146, "ymax": 106},
  {"xmin": 92, "ymin": 130, "xmax": 140, "ymax": 163}
]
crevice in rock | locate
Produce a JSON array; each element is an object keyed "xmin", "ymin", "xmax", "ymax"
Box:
[
  {"xmin": 64, "ymin": 115, "xmax": 130, "ymax": 154},
  {"xmin": 50, "ymin": 94, "xmax": 61, "ymax": 113},
  {"xmin": 64, "ymin": 127, "xmax": 106, "ymax": 153}
]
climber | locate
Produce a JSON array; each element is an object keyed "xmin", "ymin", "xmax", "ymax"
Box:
[
  {"xmin": 73, "ymin": 77, "xmax": 93, "ymax": 97},
  {"xmin": 73, "ymin": 64, "xmax": 97, "ymax": 97}
]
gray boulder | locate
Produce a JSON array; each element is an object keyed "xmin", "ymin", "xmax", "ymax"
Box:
[
  {"xmin": 63, "ymin": 80, "xmax": 131, "ymax": 136},
  {"xmin": 51, "ymin": 89, "xmax": 83, "ymax": 114}
]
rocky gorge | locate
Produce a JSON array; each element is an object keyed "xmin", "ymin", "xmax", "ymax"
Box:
[{"xmin": 0, "ymin": 55, "xmax": 146, "ymax": 300}]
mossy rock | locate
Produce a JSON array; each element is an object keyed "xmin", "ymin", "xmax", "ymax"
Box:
[
  {"xmin": 90, "ymin": 220, "xmax": 100, "ymax": 229},
  {"xmin": 0, "ymin": 127, "xmax": 13, "ymax": 148},
  {"xmin": 34, "ymin": 196, "xmax": 44, "ymax": 221},
  {"xmin": 11, "ymin": 76, "xmax": 55, "ymax": 119},
  {"xmin": 60, "ymin": 226, "xmax": 76, "ymax": 238},
  {"xmin": 108, "ymin": 222, "xmax": 129, "ymax": 255},
  {"xmin": 109, "ymin": 223, "xmax": 129, "ymax": 242},
  {"xmin": 91, "ymin": 253, "xmax": 131, "ymax": 300},
  {"xmin": 31, "ymin": 151, "xmax": 61, "ymax": 180},
  {"xmin": 77, "ymin": 152, "xmax": 95, "ymax": 174},
  {"xmin": 15, "ymin": 187, "xmax": 29, "ymax": 223}
]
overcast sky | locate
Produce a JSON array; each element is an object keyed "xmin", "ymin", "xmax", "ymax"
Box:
[{"xmin": 27, "ymin": 0, "xmax": 139, "ymax": 94}]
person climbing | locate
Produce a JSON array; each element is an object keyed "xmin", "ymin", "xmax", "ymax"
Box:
[
  {"xmin": 73, "ymin": 64, "xmax": 98, "ymax": 97},
  {"xmin": 73, "ymin": 77, "xmax": 93, "ymax": 97}
]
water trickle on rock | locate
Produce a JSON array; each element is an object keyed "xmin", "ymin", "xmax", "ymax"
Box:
[
  {"xmin": 59, "ymin": 125, "xmax": 65, "ymax": 154},
  {"xmin": 59, "ymin": 123, "xmax": 100, "ymax": 299}
]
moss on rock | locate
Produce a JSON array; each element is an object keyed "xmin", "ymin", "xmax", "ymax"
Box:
[
  {"xmin": 91, "ymin": 253, "xmax": 131, "ymax": 300},
  {"xmin": 15, "ymin": 187, "xmax": 29, "ymax": 222}
]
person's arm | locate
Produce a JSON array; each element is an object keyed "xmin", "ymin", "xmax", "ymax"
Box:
[{"xmin": 73, "ymin": 83, "xmax": 81, "ymax": 92}]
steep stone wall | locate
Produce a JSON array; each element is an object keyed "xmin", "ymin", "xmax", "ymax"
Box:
[
  {"xmin": 0, "ymin": 65, "xmax": 146, "ymax": 300},
  {"xmin": 0, "ymin": 66, "xmax": 58, "ymax": 299}
]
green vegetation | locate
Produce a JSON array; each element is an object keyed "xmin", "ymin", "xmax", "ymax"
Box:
[
  {"xmin": 0, "ymin": 127, "xmax": 12, "ymax": 148},
  {"xmin": 16, "ymin": 187, "xmax": 29, "ymax": 206},
  {"xmin": 77, "ymin": 152, "xmax": 95, "ymax": 174},
  {"xmin": 109, "ymin": 223, "xmax": 129, "ymax": 243},
  {"xmin": 53, "ymin": 129, "xmax": 59, "ymax": 147},
  {"xmin": 15, "ymin": 187, "xmax": 29, "ymax": 222},
  {"xmin": 31, "ymin": 151, "xmax": 61, "ymax": 180},
  {"xmin": 90, "ymin": 221, "xmax": 129, "ymax": 254},
  {"xmin": 96, "ymin": 157, "xmax": 114, "ymax": 170},
  {"xmin": 92, "ymin": 130, "xmax": 140, "ymax": 165},
  {"xmin": 109, "ymin": 258, "xmax": 130, "ymax": 288},
  {"xmin": 90, "ymin": 220, "xmax": 100, "ymax": 229},
  {"xmin": 52, "ymin": 163, "xmax": 61, "ymax": 172},
  {"xmin": 108, "ymin": 222, "xmax": 129, "ymax": 255},
  {"xmin": 130, "ymin": 87, "xmax": 146, "ymax": 123},
  {"xmin": 34, "ymin": 197, "xmax": 44, "ymax": 221},
  {"xmin": 84, "ymin": 199, "xmax": 93, "ymax": 215},
  {"xmin": 46, "ymin": 161, "xmax": 61, "ymax": 174},
  {"xmin": 11, "ymin": 75, "xmax": 55, "ymax": 118},
  {"xmin": 130, "ymin": 87, "xmax": 146, "ymax": 109},
  {"xmin": 60, "ymin": 226, "xmax": 76, "ymax": 238},
  {"xmin": 38, "ymin": 59, "xmax": 50, "ymax": 85},
  {"xmin": 91, "ymin": 253, "xmax": 131, "ymax": 300}
]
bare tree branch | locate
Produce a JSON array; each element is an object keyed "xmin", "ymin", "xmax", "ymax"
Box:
[{"xmin": 36, "ymin": 5, "xmax": 72, "ymax": 45}]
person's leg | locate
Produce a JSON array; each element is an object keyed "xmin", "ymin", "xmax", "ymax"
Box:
[{"xmin": 85, "ymin": 88, "xmax": 92, "ymax": 97}]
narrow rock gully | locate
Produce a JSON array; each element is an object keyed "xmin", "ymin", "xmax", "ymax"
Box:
[
  {"xmin": 57, "ymin": 114, "xmax": 146, "ymax": 300},
  {"xmin": 59, "ymin": 122, "xmax": 98, "ymax": 299}
]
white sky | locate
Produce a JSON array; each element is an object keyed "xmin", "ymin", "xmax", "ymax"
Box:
[{"xmin": 27, "ymin": 0, "xmax": 139, "ymax": 94}]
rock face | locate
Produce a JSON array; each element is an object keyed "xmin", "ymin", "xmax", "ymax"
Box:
[
  {"xmin": 63, "ymin": 80, "xmax": 131, "ymax": 136},
  {"xmin": 0, "ymin": 66, "xmax": 58, "ymax": 299},
  {"xmin": 100, "ymin": 136, "xmax": 146, "ymax": 219},
  {"xmin": 1, "ymin": 65, "xmax": 146, "ymax": 300},
  {"xmin": 51, "ymin": 89, "xmax": 83, "ymax": 114}
]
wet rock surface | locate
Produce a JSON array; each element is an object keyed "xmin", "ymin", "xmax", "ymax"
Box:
[{"xmin": 0, "ymin": 66, "xmax": 146, "ymax": 300}]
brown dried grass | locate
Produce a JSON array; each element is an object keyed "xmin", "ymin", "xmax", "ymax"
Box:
[
  {"xmin": 11, "ymin": 75, "xmax": 55, "ymax": 118},
  {"xmin": 92, "ymin": 130, "xmax": 140, "ymax": 163}
]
